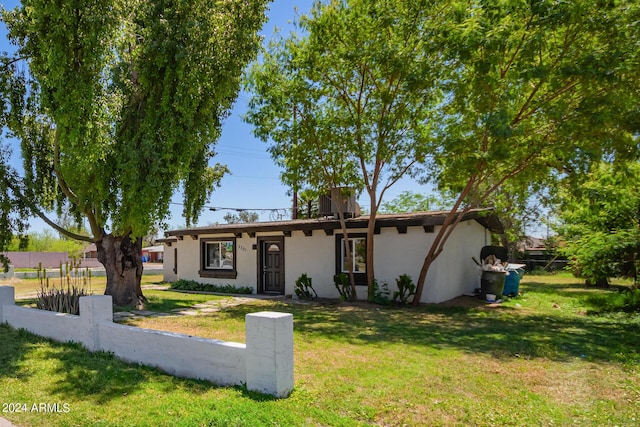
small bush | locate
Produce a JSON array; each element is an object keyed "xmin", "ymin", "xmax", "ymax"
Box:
[
  {"xmin": 170, "ymin": 279, "xmax": 253, "ymax": 294},
  {"xmin": 393, "ymin": 274, "xmax": 416, "ymax": 305},
  {"xmin": 334, "ymin": 273, "xmax": 356, "ymax": 301},
  {"xmin": 373, "ymin": 280, "xmax": 391, "ymax": 305},
  {"xmin": 294, "ymin": 274, "xmax": 317, "ymax": 300}
]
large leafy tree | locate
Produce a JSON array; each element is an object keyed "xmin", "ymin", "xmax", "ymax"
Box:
[
  {"xmin": 0, "ymin": 0, "xmax": 269, "ymax": 306},
  {"xmin": 412, "ymin": 0, "xmax": 640, "ymax": 303},
  {"xmin": 556, "ymin": 161, "xmax": 640, "ymax": 286},
  {"xmin": 245, "ymin": 0, "xmax": 441, "ymax": 300}
]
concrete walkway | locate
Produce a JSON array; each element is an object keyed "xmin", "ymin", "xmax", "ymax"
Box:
[{"xmin": 113, "ymin": 295, "xmax": 271, "ymax": 321}]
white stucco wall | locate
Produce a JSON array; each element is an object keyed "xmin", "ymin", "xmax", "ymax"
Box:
[
  {"xmin": 419, "ymin": 220, "xmax": 485, "ymax": 303},
  {"xmin": 285, "ymin": 230, "xmax": 340, "ymax": 299},
  {"xmin": 166, "ymin": 234, "xmax": 259, "ymax": 293},
  {"xmin": 0, "ymin": 287, "xmax": 294, "ymax": 397},
  {"xmin": 163, "ymin": 245, "xmax": 177, "ymax": 282},
  {"xmin": 164, "ymin": 219, "xmax": 492, "ymax": 303}
]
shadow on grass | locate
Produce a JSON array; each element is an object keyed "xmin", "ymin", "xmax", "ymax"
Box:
[
  {"xmin": 584, "ymin": 287, "xmax": 640, "ymax": 314},
  {"xmin": 0, "ymin": 323, "xmax": 219, "ymax": 404},
  {"xmin": 114, "ymin": 290, "xmax": 229, "ymax": 313},
  {"xmin": 0, "ymin": 325, "xmax": 39, "ymax": 383},
  {"xmin": 520, "ymin": 280, "xmax": 605, "ymax": 297},
  {"xmin": 213, "ymin": 297, "xmax": 640, "ymax": 364}
]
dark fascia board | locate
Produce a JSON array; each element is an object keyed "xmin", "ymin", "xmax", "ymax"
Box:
[
  {"xmin": 156, "ymin": 237, "xmax": 178, "ymax": 244},
  {"xmin": 165, "ymin": 209, "xmax": 504, "ymax": 237}
]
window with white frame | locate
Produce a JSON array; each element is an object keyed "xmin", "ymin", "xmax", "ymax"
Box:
[{"xmin": 335, "ymin": 234, "xmax": 367, "ymax": 285}]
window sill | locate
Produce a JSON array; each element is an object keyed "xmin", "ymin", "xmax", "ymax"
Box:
[{"xmin": 199, "ymin": 270, "xmax": 237, "ymax": 279}]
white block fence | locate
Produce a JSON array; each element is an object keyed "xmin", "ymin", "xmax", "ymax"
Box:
[{"xmin": 0, "ymin": 286, "xmax": 294, "ymax": 397}]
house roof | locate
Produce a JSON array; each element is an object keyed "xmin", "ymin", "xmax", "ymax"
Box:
[
  {"xmin": 164, "ymin": 209, "xmax": 503, "ymax": 238},
  {"xmin": 517, "ymin": 236, "xmax": 547, "ymax": 252}
]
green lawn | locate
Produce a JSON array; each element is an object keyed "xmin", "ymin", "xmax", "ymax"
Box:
[{"xmin": 1, "ymin": 274, "xmax": 639, "ymax": 426}]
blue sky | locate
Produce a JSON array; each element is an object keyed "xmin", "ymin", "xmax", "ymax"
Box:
[{"xmin": 0, "ymin": 0, "xmax": 439, "ymax": 235}]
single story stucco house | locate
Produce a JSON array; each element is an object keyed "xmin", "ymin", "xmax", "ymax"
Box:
[{"xmin": 159, "ymin": 209, "xmax": 503, "ymax": 304}]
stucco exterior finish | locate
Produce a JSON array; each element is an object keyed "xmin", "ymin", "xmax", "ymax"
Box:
[
  {"xmin": 164, "ymin": 217, "xmax": 494, "ymax": 304},
  {"xmin": 0, "ymin": 288, "xmax": 294, "ymax": 397}
]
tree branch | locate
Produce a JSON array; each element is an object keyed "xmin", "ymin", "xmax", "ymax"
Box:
[
  {"xmin": 500, "ymin": 14, "xmax": 533, "ymax": 79},
  {"xmin": 53, "ymin": 129, "xmax": 80, "ymax": 206},
  {"xmin": 52, "ymin": 128, "xmax": 104, "ymax": 240},
  {"xmin": 5, "ymin": 177, "xmax": 94, "ymax": 243}
]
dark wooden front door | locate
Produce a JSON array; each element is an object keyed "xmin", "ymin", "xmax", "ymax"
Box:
[{"xmin": 260, "ymin": 237, "xmax": 284, "ymax": 294}]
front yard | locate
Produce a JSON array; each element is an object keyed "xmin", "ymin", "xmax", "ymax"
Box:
[{"xmin": 1, "ymin": 274, "xmax": 639, "ymax": 426}]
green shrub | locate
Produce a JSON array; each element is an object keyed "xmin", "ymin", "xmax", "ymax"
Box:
[
  {"xmin": 294, "ymin": 274, "xmax": 317, "ymax": 300},
  {"xmin": 393, "ymin": 274, "xmax": 416, "ymax": 305},
  {"xmin": 170, "ymin": 279, "xmax": 253, "ymax": 294},
  {"xmin": 333, "ymin": 273, "xmax": 356, "ymax": 301},
  {"xmin": 373, "ymin": 280, "xmax": 391, "ymax": 305}
]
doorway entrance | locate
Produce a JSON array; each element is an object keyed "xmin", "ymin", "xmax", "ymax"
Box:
[{"xmin": 258, "ymin": 237, "xmax": 285, "ymax": 294}]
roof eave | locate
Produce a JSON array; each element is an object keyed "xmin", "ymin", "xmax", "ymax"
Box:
[{"xmin": 164, "ymin": 209, "xmax": 504, "ymax": 237}]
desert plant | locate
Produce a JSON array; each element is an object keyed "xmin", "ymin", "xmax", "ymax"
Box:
[
  {"xmin": 393, "ymin": 274, "xmax": 416, "ymax": 305},
  {"xmin": 373, "ymin": 280, "xmax": 391, "ymax": 305},
  {"xmin": 36, "ymin": 284, "xmax": 88, "ymax": 315},
  {"xmin": 34, "ymin": 261, "xmax": 94, "ymax": 315},
  {"xmin": 294, "ymin": 274, "xmax": 317, "ymax": 300},
  {"xmin": 334, "ymin": 273, "xmax": 356, "ymax": 302}
]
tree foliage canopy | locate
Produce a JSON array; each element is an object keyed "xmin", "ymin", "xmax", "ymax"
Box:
[
  {"xmin": 246, "ymin": 0, "xmax": 639, "ymax": 303},
  {"xmin": 245, "ymin": 0, "xmax": 444, "ymax": 298},
  {"xmin": 380, "ymin": 190, "xmax": 450, "ymax": 214},
  {"xmin": 0, "ymin": 0, "xmax": 269, "ymax": 243},
  {"xmin": 223, "ymin": 211, "xmax": 259, "ymax": 224},
  {"xmin": 245, "ymin": 0, "xmax": 443, "ymax": 200},
  {"xmin": 409, "ymin": 0, "xmax": 640, "ymax": 302},
  {"xmin": 557, "ymin": 161, "xmax": 640, "ymax": 285},
  {"xmin": 432, "ymin": 0, "xmax": 639, "ymax": 203}
]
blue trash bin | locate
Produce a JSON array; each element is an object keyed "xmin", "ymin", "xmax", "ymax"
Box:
[{"xmin": 503, "ymin": 266, "xmax": 525, "ymax": 297}]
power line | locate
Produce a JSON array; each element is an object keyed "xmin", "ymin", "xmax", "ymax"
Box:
[
  {"xmin": 208, "ymin": 206, "xmax": 291, "ymax": 213},
  {"xmin": 170, "ymin": 202, "xmax": 292, "ymax": 221},
  {"xmin": 170, "ymin": 202, "xmax": 291, "ymax": 212}
]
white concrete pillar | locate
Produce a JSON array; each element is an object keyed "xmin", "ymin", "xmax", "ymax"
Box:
[
  {"xmin": 79, "ymin": 295, "xmax": 113, "ymax": 351},
  {"xmin": 245, "ymin": 311, "xmax": 294, "ymax": 398},
  {"xmin": 0, "ymin": 286, "xmax": 15, "ymax": 323}
]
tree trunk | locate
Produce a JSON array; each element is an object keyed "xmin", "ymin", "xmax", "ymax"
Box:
[
  {"xmin": 332, "ymin": 188, "xmax": 357, "ymax": 301},
  {"xmin": 413, "ymin": 209, "xmax": 471, "ymax": 305},
  {"xmin": 366, "ymin": 210, "xmax": 376, "ymax": 302},
  {"xmin": 96, "ymin": 233, "xmax": 145, "ymax": 307},
  {"xmin": 415, "ymin": 252, "xmax": 437, "ymax": 305},
  {"xmin": 337, "ymin": 214, "xmax": 358, "ymax": 301}
]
